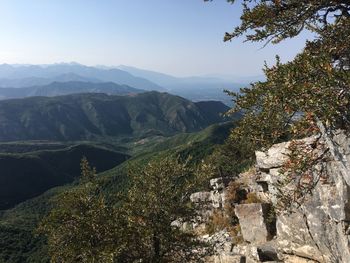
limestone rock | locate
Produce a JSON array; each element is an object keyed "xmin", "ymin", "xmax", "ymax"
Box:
[
  {"xmin": 235, "ymin": 203, "xmax": 273, "ymax": 244},
  {"xmin": 256, "ymin": 132, "xmax": 350, "ymax": 262},
  {"xmin": 210, "ymin": 177, "xmax": 225, "ymax": 191},
  {"xmin": 255, "ymin": 142, "xmax": 290, "ymax": 170},
  {"xmin": 255, "ymin": 137, "xmax": 316, "ymax": 170},
  {"xmin": 194, "ymin": 132, "xmax": 350, "ymax": 262}
]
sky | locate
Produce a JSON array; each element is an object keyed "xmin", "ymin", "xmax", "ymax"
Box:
[{"xmin": 0, "ymin": 0, "xmax": 311, "ymax": 77}]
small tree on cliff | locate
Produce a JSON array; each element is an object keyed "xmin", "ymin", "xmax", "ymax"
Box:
[{"xmin": 119, "ymin": 156, "xmax": 211, "ymax": 262}]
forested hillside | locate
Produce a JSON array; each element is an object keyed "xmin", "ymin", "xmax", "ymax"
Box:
[
  {"xmin": 0, "ymin": 121, "xmax": 235, "ymax": 262},
  {"xmin": 0, "ymin": 91, "xmax": 229, "ymax": 141},
  {"xmin": 0, "ymin": 144, "xmax": 129, "ymax": 210}
]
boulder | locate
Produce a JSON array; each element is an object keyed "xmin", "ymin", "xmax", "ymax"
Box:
[
  {"xmin": 255, "ymin": 132, "xmax": 350, "ymax": 262},
  {"xmin": 210, "ymin": 191, "xmax": 226, "ymax": 209},
  {"xmin": 255, "ymin": 137, "xmax": 316, "ymax": 170},
  {"xmin": 255, "ymin": 141, "xmax": 292, "ymax": 171},
  {"xmin": 234, "ymin": 203, "xmax": 274, "ymax": 244}
]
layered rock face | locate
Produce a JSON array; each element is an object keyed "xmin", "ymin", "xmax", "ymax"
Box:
[
  {"xmin": 256, "ymin": 132, "xmax": 350, "ymax": 263},
  {"xmin": 192, "ymin": 131, "xmax": 350, "ymax": 262}
]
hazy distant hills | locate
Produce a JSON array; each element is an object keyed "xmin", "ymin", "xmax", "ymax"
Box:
[
  {"xmin": 117, "ymin": 65, "xmax": 249, "ymax": 88},
  {"xmin": 0, "ymin": 63, "xmax": 163, "ymax": 91},
  {"xmin": 117, "ymin": 65, "xmax": 247, "ymax": 104},
  {"xmin": 0, "ymin": 63, "xmax": 258, "ymax": 104},
  {"xmin": 0, "ymin": 91, "xmax": 229, "ymax": 141},
  {"xmin": 0, "ymin": 73, "xmax": 100, "ymax": 88},
  {"xmin": 0, "ymin": 81, "xmax": 144, "ymax": 100}
]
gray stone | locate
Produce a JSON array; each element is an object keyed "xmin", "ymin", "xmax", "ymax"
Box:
[
  {"xmin": 210, "ymin": 191, "xmax": 226, "ymax": 209},
  {"xmin": 282, "ymin": 255, "xmax": 318, "ymax": 263},
  {"xmin": 255, "ymin": 137, "xmax": 316, "ymax": 170},
  {"xmin": 255, "ymin": 142, "xmax": 290, "ymax": 170},
  {"xmin": 210, "ymin": 177, "xmax": 234, "ymax": 191},
  {"xmin": 261, "ymin": 132, "xmax": 350, "ymax": 262},
  {"xmin": 235, "ymin": 203, "xmax": 273, "ymax": 244},
  {"xmin": 202, "ymin": 254, "xmax": 240, "ymax": 263},
  {"xmin": 195, "ymin": 131, "xmax": 350, "ymax": 262}
]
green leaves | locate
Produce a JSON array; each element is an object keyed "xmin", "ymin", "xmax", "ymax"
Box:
[
  {"xmin": 218, "ymin": 0, "xmax": 350, "ymax": 208},
  {"xmin": 120, "ymin": 156, "xmax": 208, "ymax": 262},
  {"xmin": 37, "ymin": 161, "xmax": 127, "ymax": 263},
  {"xmin": 38, "ymin": 156, "xmax": 209, "ymax": 262}
]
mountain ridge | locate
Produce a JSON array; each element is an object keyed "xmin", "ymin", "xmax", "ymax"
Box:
[
  {"xmin": 0, "ymin": 81, "xmax": 144, "ymax": 100},
  {"xmin": 0, "ymin": 91, "xmax": 229, "ymax": 142},
  {"xmin": 0, "ymin": 64, "xmax": 163, "ymax": 91}
]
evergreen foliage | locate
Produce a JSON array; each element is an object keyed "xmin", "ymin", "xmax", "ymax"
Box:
[
  {"xmin": 209, "ymin": 0, "xmax": 350, "ymax": 150},
  {"xmin": 38, "ymin": 157, "xmax": 212, "ymax": 262}
]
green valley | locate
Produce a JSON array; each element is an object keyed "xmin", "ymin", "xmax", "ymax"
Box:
[{"xmin": 0, "ymin": 120, "xmax": 235, "ymax": 262}]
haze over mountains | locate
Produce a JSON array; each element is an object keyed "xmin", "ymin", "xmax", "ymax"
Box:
[
  {"xmin": 0, "ymin": 63, "xmax": 163, "ymax": 91},
  {"xmin": 0, "ymin": 63, "xmax": 257, "ymax": 104},
  {"xmin": 0, "ymin": 81, "xmax": 144, "ymax": 100}
]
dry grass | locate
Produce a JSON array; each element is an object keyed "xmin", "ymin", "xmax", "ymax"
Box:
[{"xmin": 243, "ymin": 192, "xmax": 262, "ymax": 204}]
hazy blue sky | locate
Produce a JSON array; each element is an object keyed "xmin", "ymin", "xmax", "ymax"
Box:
[{"xmin": 0, "ymin": 0, "xmax": 311, "ymax": 77}]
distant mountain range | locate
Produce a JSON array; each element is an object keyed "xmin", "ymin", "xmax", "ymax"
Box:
[
  {"xmin": 117, "ymin": 65, "xmax": 247, "ymax": 88},
  {"xmin": 0, "ymin": 63, "xmax": 246, "ymax": 261},
  {"xmin": 0, "ymin": 63, "xmax": 259, "ymax": 104},
  {"xmin": 0, "ymin": 91, "xmax": 229, "ymax": 141},
  {"xmin": 117, "ymin": 65, "xmax": 247, "ymax": 104},
  {"xmin": 0, "ymin": 63, "xmax": 163, "ymax": 91},
  {"xmin": 0, "ymin": 81, "xmax": 144, "ymax": 100},
  {"xmin": 0, "ymin": 73, "xmax": 100, "ymax": 88}
]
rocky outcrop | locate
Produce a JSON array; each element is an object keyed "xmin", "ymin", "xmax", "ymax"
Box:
[
  {"xmin": 192, "ymin": 131, "xmax": 350, "ymax": 262},
  {"xmin": 254, "ymin": 133, "xmax": 350, "ymax": 262}
]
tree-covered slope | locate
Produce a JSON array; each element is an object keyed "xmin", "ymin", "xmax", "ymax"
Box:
[
  {"xmin": 0, "ymin": 121, "xmax": 234, "ymax": 263},
  {"xmin": 0, "ymin": 144, "xmax": 129, "ymax": 210},
  {"xmin": 0, "ymin": 91, "xmax": 229, "ymax": 141}
]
